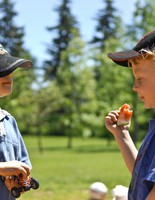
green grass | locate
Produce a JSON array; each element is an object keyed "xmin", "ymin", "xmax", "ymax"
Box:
[{"xmin": 19, "ymin": 136, "xmax": 131, "ymax": 200}]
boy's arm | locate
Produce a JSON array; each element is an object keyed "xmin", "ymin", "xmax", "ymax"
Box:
[
  {"xmin": 146, "ymin": 184, "xmax": 155, "ymax": 200},
  {"xmin": 113, "ymin": 129, "xmax": 138, "ymax": 174},
  {"xmin": 105, "ymin": 110, "xmax": 138, "ymax": 174},
  {"xmin": 11, "ymin": 117, "xmax": 32, "ymax": 169}
]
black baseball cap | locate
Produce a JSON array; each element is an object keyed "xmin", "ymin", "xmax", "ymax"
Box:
[
  {"xmin": 108, "ymin": 30, "xmax": 155, "ymax": 67},
  {"xmin": 0, "ymin": 44, "xmax": 32, "ymax": 77}
]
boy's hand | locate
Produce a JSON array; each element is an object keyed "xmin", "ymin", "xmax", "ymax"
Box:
[
  {"xmin": 105, "ymin": 110, "xmax": 130, "ymax": 136},
  {"xmin": 0, "ymin": 161, "xmax": 30, "ymax": 179}
]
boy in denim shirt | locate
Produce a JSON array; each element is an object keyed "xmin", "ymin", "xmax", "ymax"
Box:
[{"xmin": 0, "ymin": 44, "xmax": 32, "ymax": 199}]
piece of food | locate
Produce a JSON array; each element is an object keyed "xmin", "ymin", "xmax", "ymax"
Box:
[{"xmin": 117, "ymin": 103, "xmax": 133, "ymax": 126}]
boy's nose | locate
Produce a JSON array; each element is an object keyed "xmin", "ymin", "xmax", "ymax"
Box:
[{"xmin": 133, "ymin": 82, "xmax": 138, "ymax": 92}]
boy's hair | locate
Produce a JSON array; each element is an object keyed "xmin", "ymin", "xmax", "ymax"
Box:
[{"xmin": 128, "ymin": 48, "xmax": 155, "ymax": 67}]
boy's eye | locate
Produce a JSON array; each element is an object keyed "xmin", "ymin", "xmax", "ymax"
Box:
[
  {"xmin": 138, "ymin": 78, "xmax": 142, "ymax": 81},
  {"xmin": 137, "ymin": 78, "xmax": 143, "ymax": 84}
]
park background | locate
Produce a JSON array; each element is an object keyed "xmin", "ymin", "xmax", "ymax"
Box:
[{"xmin": 0, "ymin": 0, "xmax": 155, "ymax": 199}]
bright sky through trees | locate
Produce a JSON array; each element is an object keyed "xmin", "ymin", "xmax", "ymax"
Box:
[{"xmin": 14, "ymin": 0, "xmax": 135, "ymax": 64}]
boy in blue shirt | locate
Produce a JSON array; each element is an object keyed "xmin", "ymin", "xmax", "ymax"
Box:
[
  {"xmin": 0, "ymin": 44, "xmax": 32, "ymax": 199},
  {"xmin": 105, "ymin": 30, "xmax": 155, "ymax": 200}
]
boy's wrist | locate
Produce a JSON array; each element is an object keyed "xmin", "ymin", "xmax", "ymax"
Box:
[{"xmin": 114, "ymin": 129, "xmax": 130, "ymax": 139}]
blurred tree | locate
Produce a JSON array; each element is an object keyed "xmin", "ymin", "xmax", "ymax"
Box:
[
  {"xmin": 91, "ymin": 0, "xmax": 121, "ymax": 50},
  {"xmin": 44, "ymin": 0, "xmax": 80, "ymax": 79},
  {"xmin": 0, "ymin": 0, "xmax": 24, "ymax": 55},
  {"xmin": 0, "ymin": 0, "xmax": 36, "ymax": 135},
  {"xmin": 90, "ymin": 0, "xmax": 123, "ymax": 90},
  {"xmin": 90, "ymin": 39, "xmax": 135, "ymax": 142},
  {"xmin": 89, "ymin": 0, "xmax": 124, "ymax": 141},
  {"xmin": 36, "ymin": 37, "xmax": 99, "ymax": 148},
  {"xmin": 56, "ymin": 38, "xmax": 98, "ymax": 148},
  {"xmin": 127, "ymin": 0, "xmax": 155, "ymax": 43}
]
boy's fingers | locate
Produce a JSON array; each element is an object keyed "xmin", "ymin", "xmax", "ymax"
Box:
[
  {"xmin": 107, "ymin": 113, "xmax": 118, "ymax": 123},
  {"xmin": 110, "ymin": 110, "xmax": 120, "ymax": 116},
  {"xmin": 13, "ymin": 162, "xmax": 30, "ymax": 178},
  {"xmin": 18, "ymin": 161, "xmax": 30, "ymax": 170},
  {"xmin": 19, "ymin": 166, "xmax": 30, "ymax": 179},
  {"xmin": 105, "ymin": 116, "xmax": 113, "ymax": 123},
  {"xmin": 21, "ymin": 163, "xmax": 30, "ymax": 176},
  {"xmin": 19, "ymin": 168, "xmax": 28, "ymax": 179}
]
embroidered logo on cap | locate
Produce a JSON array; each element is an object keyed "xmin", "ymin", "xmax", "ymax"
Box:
[{"xmin": 0, "ymin": 45, "xmax": 7, "ymax": 55}]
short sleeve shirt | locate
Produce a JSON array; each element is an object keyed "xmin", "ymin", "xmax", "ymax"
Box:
[
  {"xmin": 0, "ymin": 109, "xmax": 32, "ymax": 200},
  {"xmin": 128, "ymin": 119, "xmax": 155, "ymax": 200}
]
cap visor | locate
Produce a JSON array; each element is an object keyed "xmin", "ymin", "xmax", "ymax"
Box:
[
  {"xmin": 108, "ymin": 50, "xmax": 141, "ymax": 67},
  {"xmin": 11, "ymin": 57, "xmax": 33, "ymax": 69},
  {"xmin": 0, "ymin": 58, "xmax": 32, "ymax": 77}
]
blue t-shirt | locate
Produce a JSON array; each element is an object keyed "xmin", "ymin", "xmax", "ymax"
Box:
[
  {"xmin": 0, "ymin": 109, "xmax": 32, "ymax": 200},
  {"xmin": 128, "ymin": 119, "xmax": 155, "ymax": 200}
]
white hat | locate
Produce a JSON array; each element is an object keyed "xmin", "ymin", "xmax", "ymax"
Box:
[
  {"xmin": 90, "ymin": 182, "xmax": 108, "ymax": 193},
  {"xmin": 89, "ymin": 182, "xmax": 108, "ymax": 199},
  {"xmin": 112, "ymin": 185, "xmax": 128, "ymax": 200}
]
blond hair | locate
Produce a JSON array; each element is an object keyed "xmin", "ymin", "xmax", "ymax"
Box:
[{"xmin": 128, "ymin": 48, "xmax": 155, "ymax": 67}]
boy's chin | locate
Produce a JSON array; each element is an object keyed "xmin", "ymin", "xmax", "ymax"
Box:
[{"xmin": 144, "ymin": 103, "xmax": 155, "ymax": 109}]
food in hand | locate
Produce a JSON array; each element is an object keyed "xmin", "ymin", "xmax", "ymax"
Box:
[{"xmin": 117, "ymin": 103, "xmax": 133, "ymax": 126}]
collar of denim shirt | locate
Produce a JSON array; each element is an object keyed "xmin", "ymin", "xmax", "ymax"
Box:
[{"xmin": 0, "ymin": 108, "xmax": 10, "ymax": 121}]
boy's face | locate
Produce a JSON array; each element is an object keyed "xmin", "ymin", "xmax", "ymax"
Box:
[
  {"xmin": 132, "ymin": 59, "xmax": 155, "ymax": 108},
  {"xmin": 0, "ymin": 73, "xmax": 13, "ymax": 97}
]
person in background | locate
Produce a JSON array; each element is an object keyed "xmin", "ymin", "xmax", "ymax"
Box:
[
  {"xmin": 89, "ymin": 182, "xmax": 108, "ymax": 200},
  {"xmin": 0, "ymin": 44, "xmax": 32, "ymax": 200},
  {"xmin": 112, "ymin": 185, "xmax": 128, "ymax": 200}
]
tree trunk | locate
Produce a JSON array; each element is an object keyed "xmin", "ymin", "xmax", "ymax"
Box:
[
  {"xmin": 67, "ymin": 131, "xmax": 73, "ymax": 148},
  {"xmin": 38, "ymin": 128, "xmax": 44, "ymax": 153}
]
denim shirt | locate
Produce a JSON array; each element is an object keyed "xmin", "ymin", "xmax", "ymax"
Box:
[
  {"xmin": 0, "ymin": 109, "xmax": 32, "ymax": 200},
  {"xmin": 128, "ymin": 119, "xmax": 155, "ymax": 200}
]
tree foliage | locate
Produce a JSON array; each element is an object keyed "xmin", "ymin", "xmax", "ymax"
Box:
[
  {"xmin": 0, "ymin": 0, "xmax": 25, "ymax": 55},
  {"xmin": 127, "ymin": 0, "xmax": 155, "ymax": 43},
  {"xmin": 38, "ymin": 37, "xmax": 99, "ymax": 147},
  {"xmin": 44, "ymin": 0, "xmax": 80, "ymax": 79},
  {"xmin": 91, "ymin": 0, "xmax": 122, "ymax": 50}
]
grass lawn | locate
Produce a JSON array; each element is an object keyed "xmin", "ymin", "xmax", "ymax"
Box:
[{"xmin": 19, "ymin": 136, "xmax": 131, "ymax": 200}]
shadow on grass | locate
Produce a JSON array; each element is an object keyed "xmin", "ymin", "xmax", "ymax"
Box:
[
  {"xmin": 73, "ymin": 144, "xmax": 120, "ymax": 153},
  {"xmin": 29, "ymin": 145, "xmax": 120, "ymax": 153},
  {"xmin": 28, "ymin": 146, "xmax": 68, "ymax": 152},
  {"xmin": 29, "ymin": 145, "xmax": 119, "ymax": 153}
]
